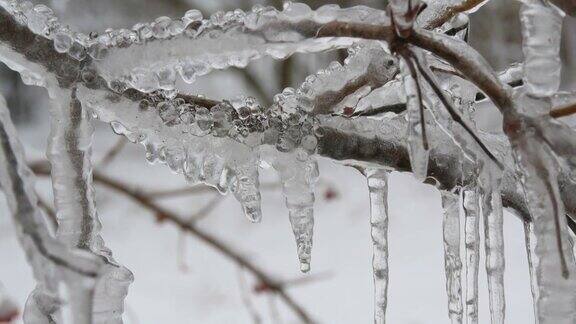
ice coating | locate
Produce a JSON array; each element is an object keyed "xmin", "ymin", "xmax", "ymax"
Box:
[
  {"xmin": 366, "ymin": 169, "xmax": 390, "ymax": 324},
  {"xmin": 441, "ymin": 191, "xmax": 463, "ymax": 324},
  {"xmin": 462, "ymin": 185, "xmax": 480, "ymax": 324},
  {"xmin": 0, "ymin": 94, "xmax": 104, "ymax": 324},
  {"xmin": 520, "ymin": 1, "xmax": 563, "ymax": 98},
  {"xmin": 479, "ymin": 167, "xmax": 506, "ymax": 324},
  {"xmin": 400, "ymin": 59, "xmax": 429, "ymax": 181},
  {"xmin": 47, "ymin": 88, "xmax": 133, "ymax": 323},
  {"xmin": 515, "ymin": 134, "xmax": 576, "ymax": 324}
]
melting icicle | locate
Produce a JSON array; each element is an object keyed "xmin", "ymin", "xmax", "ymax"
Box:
[
  {"xmin": 462, "ymin": 185, "xmax": 479, "ymax": 324},
  {"xmin": 478, "ymin": 169, "xmax": 505, "ymax": 324},
  {"xmin": 400, "ymin": 59, "xmax": 429, "ymax": 181},
  {"xmin": 520, "ymin": 1, "xmax": 564, "ymax": 97},
  {"xmin": 366, "ymin": 169, "xmax": 390, "ymax": 324},
  {"xmin": 441, "ymin": 191, "xmax": 463, "ymax": 324}
]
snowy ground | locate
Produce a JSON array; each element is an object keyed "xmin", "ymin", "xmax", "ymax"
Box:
[{"xmin": 0, "ymin": 112, "xmax": 536, "ymax": 324}]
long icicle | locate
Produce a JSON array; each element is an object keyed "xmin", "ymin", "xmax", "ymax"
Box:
[
  {"xmin": 442, "ymin": 191, "xmax": 463, "ymax": 324},
  {"xmin": 479, "ymin": 169, "xmax": 505, "ymax": 324},
  {"xmin": 462, "ymin": 185, "xmax": 480, "ymax": 324},
  {"xmin": 366, "ymin": 169, "xmax": 390, "ymax": 324}
]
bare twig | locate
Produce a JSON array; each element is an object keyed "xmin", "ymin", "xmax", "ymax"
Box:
[
  {"xmin": 237, "ymin": 267, "xmax": 263, "ymax": 324},
  {"xmin": 551, "ymin": 102, "xmax": 576, "ymax": 119},
  {"xmin": 97, "ymin": 137, "xmax": 128, "ymax": 168},
  {"xmin": 30, "ymin": 161, "xmax": 314, "ymax": 324}
]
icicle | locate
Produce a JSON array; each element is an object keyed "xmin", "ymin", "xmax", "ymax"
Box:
[
  {"xmin": 366, "ymin": 169, "xmax": 390, "ymax": 324},
  {"xmin": 516, "ymin": 139, "xmax": 576, "ymax": 324},
  {"xmin": 267, "ymin": 148, "xmax": 318, "ymax": 273},
  {"xmin": 520, "ymin": 1, "xmax": 564, "ymax": 98},
  {"xmin": 47, "ymin": 88, "xmax": 132, "ymax": 323},
  {"xmin": 400, "ymin": 59, "xmax": 429, "ymax": 181},
  {"xmin": 441, "ymin": 191, "xmax": 463, "ymax": 324},
  {"xmin": 478, "ymin": 169, "xmax": 505, "ymax": 324},
  {"xmin": 462, "ymin": 185, "xmax": 479, "ymax": 324}
]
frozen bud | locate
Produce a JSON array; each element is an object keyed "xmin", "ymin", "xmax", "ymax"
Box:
[
  {"xmin": 169, "ymin": 20, "xmax": 185, "ymax": 36},
  {"xmin": 139, "ymin": 99, "xmax": 152, "ymax": 111},
  {"xmin": 237, "ymin": 106, "xmax": 251, "ymax": 120},
  {"xmin": 134, "ymin": 23, "xmax": 153, "ymax": 41},
  {"xmin": 177, "ymin": 61, "xmax": 197, "ymax": 84},
  {"xmin": 156, "ymin": 67, "xmax": 176, "ymax": 90},
  {"xmin": 81, "ymin": 68, "xmax": 96, "ymax": 84},
  {"xmin": 301, "ymin": 135, "xmax": 318, "ymax": 153},
  {"xmin": 195, "ymin": 107, "xmax": 213, "ymax": 131},
  {"xmin": 158, "ymin": 101, "xmax": 180, "ymax": 124},
  {"xmin": 68, "ymin": 41, "xmax": 86, "ymax": 61},
  {"xmin": 53, "ymin": 31, "xmax": 72, "ymax": 53},
  {"xmin": 179, "ymin": 104, "xmax": 196, "ymax": 124},
  {"xmin": 211, "ymin": 104, "xmax": 233, "ymax": 137},
  {"xmin": 152, "ymin": 16, "xmax": 172, "ymax": 38},
  {"xmin": 87, "ymin": 42, "xmax": 107, "ymax": 60},
  {"xmin": 184, "ymin": 9, "xmax": 203, "ymax": 25}
]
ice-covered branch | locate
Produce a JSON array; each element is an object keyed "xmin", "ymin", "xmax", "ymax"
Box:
[
  {"xmin": 47, "ymin": 88, "xmax": 133, "ymax": 323},
  {"xmin": 0, "ymin": 94, "xmax": 104, "ymax": 323}
]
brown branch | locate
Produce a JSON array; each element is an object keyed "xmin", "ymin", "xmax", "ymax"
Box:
[
  {"xmin": 97, "ymin": 137, "xmax": 128, "ymax": 168},
  {"xmin": 30, "ymin": 162, "xmax": 314, "ymax": 324},
  {"xmin": 551, "ymin": 103, "xmax": 576, "ymax": 119}
]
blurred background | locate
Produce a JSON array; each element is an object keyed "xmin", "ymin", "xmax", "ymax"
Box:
[{"xmin": 0, "ymin": 0, "xmax": 574, "ymax": 323}]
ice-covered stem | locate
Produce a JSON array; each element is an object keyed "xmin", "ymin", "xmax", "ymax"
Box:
[
  {"xmin": 47, "ymin": 88, "xmax": 132, "ymax": 322},
  {"xmin": 441, "ymin": 191, "xmax": 463, "ymax": 324},
  {"xmin": 365, "ymin": 169, "xmax": 390, "ymax": 324},
  {"xmin": 0, "ymin": 95, "xmax": 103, "ymax": 323}
]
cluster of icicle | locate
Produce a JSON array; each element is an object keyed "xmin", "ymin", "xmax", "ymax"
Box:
[
  {"xmin": 80, "ymin": 40, "xmax": 396, "ymax": 273},
  {"xmin": 1, "ymin": 0, "xmax": 576, "ymax": 323}
]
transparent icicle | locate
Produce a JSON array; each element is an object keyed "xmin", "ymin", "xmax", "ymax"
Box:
[
  {"xmin": 400, "ymin": 59, "xmax": 429, "ymax": 181},
  {"xmin": 520, "ymin": 1, "xmax": 564, "ymax": 98},
  {"xmin": 0, "ymin": 94, "xmax": 103, "ymax": 324},
  {"xmin": 442, "ymin": 191, "xmax": 463, "ymax": 324},
  {"xmin": 270, "ymin": 151, "xmax": 318, "ymax": 273},
  {"xmin": 478, "ymin": 170, "xmax": 505, "ymax": 324},
  {"xmin": 516, "ymin": 137, "xmax": 576, "ymax": 324},
  {"xmin": 462, "ymin": 185, "xmax": 480, "ymax": 324},
  {"xmin": 366, "ymin": 169, "xmax": 390, "ymax": 324},
  {"xmin": 47, "ymin": 88, "xmax": 132, "ymax": 323}
]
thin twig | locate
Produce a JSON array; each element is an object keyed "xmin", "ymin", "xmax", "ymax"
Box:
[
  {"xmin": 97, "ymin": 137, "xmax": 128, "ymax": 168},
  {"xmin": 237, "ymin": 266, "xmax": 263, "ymax": 324},
  {"xmin": 30, "ymin": 162, "xmax": 314, "ymax": 324},
  {"xmin": 410, "ymin": 51, "xmax": 504, "ymax": 169},
  {"xmin": 551, "ymin": 103, "xmax": 576, "ymax": 119}
]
